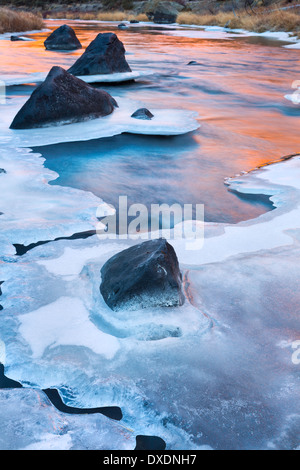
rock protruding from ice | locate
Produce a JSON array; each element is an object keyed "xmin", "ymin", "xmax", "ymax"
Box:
[
  {"xmin": 68, "ymin": 33, "xmax": 132, "ymax": 76},
  {"xmin": 0, "ymin": 281, "xmax": 3, "ymax": 312},
  {"xmin": 131, "ymin": 108, "xmax": 154, "ymax": 120},
  {"xmin": 44, "ymin": 24, "xmax": 82, "ymax": 51},
  {"xmin": 0, "ymin": 168, "xmax": 6, "ymax": 174},
  {"xmin": 100, "ymin": 238, "xmax": 185, "ymax": 312},
  {"xmin": 146, "ymin": 1, "xmax": 184, "ymax": 24},
  {"xmin": 10, "ymin": 66, "xmax": 118, "ymax": 129}
]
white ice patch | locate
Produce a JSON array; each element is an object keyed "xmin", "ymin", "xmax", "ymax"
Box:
[
  {"xmin": 22, "ymin": 433, "xmax": 73, "ymax": 450},
  {"xmin": 0, "ymin": 70, "xmax": 152, "ymax": 87},
  {"xmin": 162, "ymin": 28, "xmax": 246, "ymax": 40},
  {"xmin": 0, "ymin": 97, "xmax": 200, "ymax": 147},
  {"xmin": 0, "ymin": 389, "xmax": 135, "ymax": 450},
  {"xmin": 19, "ymin": 296, "xmax": 120, "ymax": 359},
  {"xmin": 284, "ymin": 42, "xmax": 300, "ymax": 49}
]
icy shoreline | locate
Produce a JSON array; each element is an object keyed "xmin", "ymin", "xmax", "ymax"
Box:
[{"xmin": 0, "ymin": 21, "xmax": 299, "ymax": 450}]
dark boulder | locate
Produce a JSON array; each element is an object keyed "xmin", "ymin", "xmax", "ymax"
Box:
[
  {"xmin": 118, "ymin": 23, "xmax": 128, "ymax": 29},
  {"xmin": 10, "ymin": 66, "xmax": 118, "ymax": 129},
  {"xmin": 0, "ymin": 169, "xmax": 6, "ymax": 174},
  {"xmin": 100, "ymin": 238, "xmax": 185, "ymax": 312},
  {"xmin": 131, "ymin": 108, "xmax": 154, "ymax": 120},
  {"xmin": 44, "ymin": 24, "xmax": 82, "ymax": 51},
  {"xmin": 68, "ymin": 32, "xmax": 132, "ymax": 76}
]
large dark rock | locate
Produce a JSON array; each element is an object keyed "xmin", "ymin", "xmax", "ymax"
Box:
[
  {"xmin": 68, "ymin": 32, "xmax": 132, "ymax": 76},
  {"xmin": 44, "ymin": 24, "xmax": 82, "ymax": 51},
  {"xmin": 100, "ymin": 238, "xmax": 185, "ymax": 312},
  {"xmin": 10, "ymin": 66, "xmax": 118, "ymax": 129},
  {"xmin": 135, "ymin": 435, "xmax": 166, "ymax": 450}
]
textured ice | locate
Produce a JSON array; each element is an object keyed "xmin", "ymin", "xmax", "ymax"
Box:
[
  {"xmin": 0, "ymin": 97, "xmax": 200, "ymax": 147},
  {"xmin": 0, "ymin": 70, "xmax": 152, "ymax": 87}
]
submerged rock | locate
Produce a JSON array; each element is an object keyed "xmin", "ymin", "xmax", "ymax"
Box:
[
  {"xmin": 68, "ymin": 32, "xmax": 132, "ymax": 76},
  {"xmin": 100, "ymin": 238, "xmax": 185, "ymax": 312},
  {"xmin": 44, "ymin": 24, "xmax": 82, "ymax": 51},
  {"xmin": 118, "ymin": 23, "xmax": 128, "ymax": 29},
  {"xmin": 10, "ymin": 66, "xmax": 118, "ymax": 129},
  {"xmin": 131, "ymin": 108, "xmax": 154, "ymax": 120}
]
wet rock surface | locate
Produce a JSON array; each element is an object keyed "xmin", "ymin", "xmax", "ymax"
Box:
[{"xmin": 100, "ymin": 238, "xmax": 185, "ymax": 312}]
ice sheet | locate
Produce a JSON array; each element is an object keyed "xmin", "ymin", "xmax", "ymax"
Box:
[
  {"xmin": 171, "ymin": 156, "xmax": 300, "ymax": 266},
  {"xmin": 162, "ymin": 25, "xmax": 300, "ymax": 47}
]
